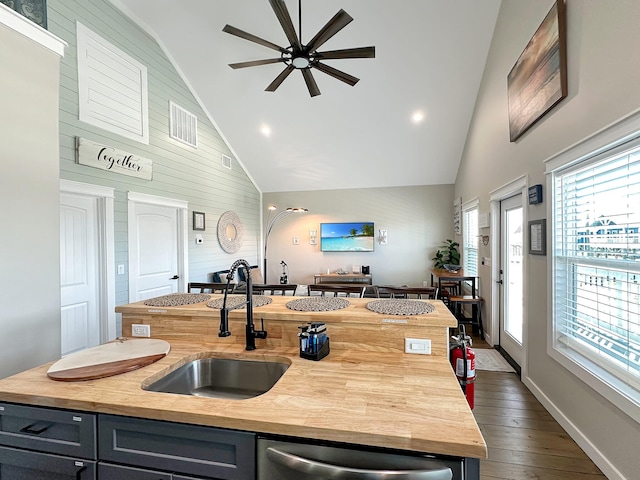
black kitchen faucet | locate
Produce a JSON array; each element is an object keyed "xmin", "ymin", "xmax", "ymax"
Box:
[{"xmin": 218, "ymin": 259, "xmax": 267, "ymax": 350}]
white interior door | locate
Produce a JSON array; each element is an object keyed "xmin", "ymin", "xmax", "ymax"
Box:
[
  {"xmin": 499, "ymin": 194, "xmax": 524, "ymax": 367},
  {"xmin": 60, "ymin": 193, "xmax": 100, "ymax": 355},
  {"xmin": 129, "ymin": 201, "xmax": 181, "ymax": 301}
]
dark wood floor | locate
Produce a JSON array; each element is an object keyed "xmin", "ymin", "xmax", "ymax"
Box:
[{"xmin": 471, "ymin": 339, "xmax": 607, "ymax": 479}]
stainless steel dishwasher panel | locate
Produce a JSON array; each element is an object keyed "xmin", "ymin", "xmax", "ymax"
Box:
[{"xmin": 257, "ymin": 438, "xmax": 464, "ymax": 480}]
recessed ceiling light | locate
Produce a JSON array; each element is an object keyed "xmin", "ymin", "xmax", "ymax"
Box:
[
  {"xmin": 260, "ymin": 125, "xmax": 271, "ymax": 137},
  {"xmin": 412, "ymin": 111, "xmax": 425, "ymax": 123}
]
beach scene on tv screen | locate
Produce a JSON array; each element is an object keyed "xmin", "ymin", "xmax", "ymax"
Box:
[{"xmin": 321, "ymin": 222, "xmax": 374, "ymax": 252}]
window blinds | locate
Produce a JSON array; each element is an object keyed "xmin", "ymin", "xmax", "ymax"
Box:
[
  {"xmin": 463, "ymin": 205, "xmax": 479, "ymax": 277},
  {"xmin": 553, "ymin": 141, "xmax": 640, "ymax": 392}
]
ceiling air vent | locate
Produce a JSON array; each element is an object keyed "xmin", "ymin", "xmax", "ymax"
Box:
[
  {"xmin": 222, "ymin": 154, "xmax": 232, "ymax": 169},
  {"xmin": 169, "ymin": 101, "xmax": 198, "ymax": 148}
]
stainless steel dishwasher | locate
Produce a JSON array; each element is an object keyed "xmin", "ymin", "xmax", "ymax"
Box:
[{"xmin": 257, "ymin": 437, "xmax": 476, "ymax": 480}]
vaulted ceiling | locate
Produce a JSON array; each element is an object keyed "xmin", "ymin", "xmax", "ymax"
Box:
[{"xmin": 112, "ymin": 0, "xmax": 501, "ymax": 192}]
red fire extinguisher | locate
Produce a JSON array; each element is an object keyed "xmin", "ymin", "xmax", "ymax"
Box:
[{"xmin": 450, "ymin": 325, "xmax": 476, "ymax": 409}]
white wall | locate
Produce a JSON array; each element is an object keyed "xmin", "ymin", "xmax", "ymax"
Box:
[
  {"xmin": 264, "ymin": 185, "xmax": 454, "ymax": 287},
  {"xmin": 456, "ymin": 1, "xmax": 640, "ymax": 478},
  {"xmin": 0, "ymin": 22, "xmax": 63, "ymax": 378}
]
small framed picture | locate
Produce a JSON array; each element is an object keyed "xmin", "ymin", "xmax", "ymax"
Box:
[
  {"xmin": 193, "ymin": 211, "xmax": 205, "ymax": 231},
  {"xmin": 529, "ymin": 219, "xmax": 546, "ymax": 255}
]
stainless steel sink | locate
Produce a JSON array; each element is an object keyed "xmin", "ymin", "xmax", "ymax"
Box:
[{"xmin": 144, "ymin": 356, "xmax": 290, "ymax": 400}]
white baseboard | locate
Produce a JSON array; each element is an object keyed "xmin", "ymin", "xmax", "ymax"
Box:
[{"xmin": 523, "ymin": 376, "xmax": 626, "ymax": 480}]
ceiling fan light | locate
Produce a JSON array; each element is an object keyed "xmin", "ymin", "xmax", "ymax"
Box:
[{"xmin": 292, "ymin": 56, "xmax": 310, "ymax": 69}]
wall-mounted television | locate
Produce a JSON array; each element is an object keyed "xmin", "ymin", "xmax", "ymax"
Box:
[{"xmin": 320, "ymin": 222, "xmax": 375, "ymax": 252}]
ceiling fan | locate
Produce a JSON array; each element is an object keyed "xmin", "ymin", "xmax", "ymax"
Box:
[{"xmin": 222, "ymin": 0, "xmax": 375, "ymax": 97}]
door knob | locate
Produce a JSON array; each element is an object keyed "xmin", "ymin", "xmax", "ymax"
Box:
[{"xmin": 170, "ymin": 275, "xmax": 179, "ymax": 280}]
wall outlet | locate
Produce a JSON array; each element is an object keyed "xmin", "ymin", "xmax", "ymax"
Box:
[
  {"xmin": 405, "ymin": 338, "xmax": 431, "ymax": 355},
  {"xmin": 132, "ymin": 324, "xmax": 150, "ymax": 337}
]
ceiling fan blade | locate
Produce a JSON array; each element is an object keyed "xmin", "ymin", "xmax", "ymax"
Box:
[
  {"xmin": 302, "ymin": 69, "xmax": 321, "ymax": 97},
  {"xmin": 229, "ymin": 58, "xmax": 284, "ymax": 69},
  {"xmin": 223, "ymin": 25, "xmax": 287, "ymax": 54},
  {"xmin": 269, "ymin": 0, "xmax": 302, "ymax": 51},
  {"xmin": 265, "ymin": 65, "xmax": 295, "ymax": 92},
  {"xmin": 305, "ymin": 9, "xmax": 353, "ymax": 53},
  {"xmin": 314, "ymin": 62, "xmax": 359, "ymax": 86},
  {"xmin": 315, "ymin": 46, "xmax": 375, "ymax": 60}
]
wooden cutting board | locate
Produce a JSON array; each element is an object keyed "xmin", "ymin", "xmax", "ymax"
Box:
[{"xmin": 47, "ymin": 338, "xmax": 170, "ymax": 382}]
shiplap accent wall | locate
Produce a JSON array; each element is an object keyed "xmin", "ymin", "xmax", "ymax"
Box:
[{"xmin": 47, "ymin": 0, "xmax": 261, "ymax": 315}]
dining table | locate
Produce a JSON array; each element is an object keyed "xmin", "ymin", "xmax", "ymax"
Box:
[{"xmin": 430, "ymin": 268, "xmax": 477, "ymax": 297}]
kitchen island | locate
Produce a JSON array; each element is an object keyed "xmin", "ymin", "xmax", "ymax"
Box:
[{"xmin": 0, "ymin": 295, "xmax": 486, "ymax": 478}]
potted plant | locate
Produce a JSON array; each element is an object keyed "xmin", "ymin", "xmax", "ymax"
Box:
[{"xmin": 432, "ymin": 239, "xmax": 461, "ymax": 270}]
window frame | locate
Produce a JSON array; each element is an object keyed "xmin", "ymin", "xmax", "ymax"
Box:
[
  {"xmin": 546, "ymin": 111, "xmax": 640, "ymax": 423},
  {"xmin": 462, "ymin": 198, "xmax": 479, "ymax": 286}
]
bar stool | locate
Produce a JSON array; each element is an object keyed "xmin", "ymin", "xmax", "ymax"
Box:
[
  {"xmin": 449, "ymin": 292, "xmax": 484, "ymax": 338},
  {"xmin": 438, "ymin": 281, "xmax": 460, "ymax": 306}
]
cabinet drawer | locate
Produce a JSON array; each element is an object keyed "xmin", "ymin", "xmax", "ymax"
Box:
[
  {"xmin": 0, "ymin": 403, "xmax": 96, "ymax": 459},
  {"xmin": 99, "ymin": 415, "xmax": 255, "ymax": 480},
  {"xmin": 0, "ymin": 445, "xmax": 96, "ymax": 479},
  {"xmin": 99, "ymin": 462, "xmax": 221, "ymax": 480},
  {"xmin": 99, "ymin": 462, "xmax": 172, "ymax": 480}
]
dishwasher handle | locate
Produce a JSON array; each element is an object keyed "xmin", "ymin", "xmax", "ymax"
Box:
[{"xmin": 266, "ymin": 447, "xmax": 453, "ymax": 480}]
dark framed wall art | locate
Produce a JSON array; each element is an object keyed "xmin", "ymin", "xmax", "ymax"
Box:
[
  {"xmin": 507, "ymin": 0, "xmax": 567, "ymax": 142},
  {"xmin": 529, "ymin": 219, "xmax": 546, "ymax": 255},
  {"xmin": 193, "ymin": 211, "xmax": 205, "ymax": 231},
  {"xmin": 0, "ymin": 0, "xmax": 47, "ymax": 29}
]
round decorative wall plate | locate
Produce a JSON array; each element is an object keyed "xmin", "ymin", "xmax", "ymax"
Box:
[{"xmin": 217, "ymin": 210, "xmax": 244, "ymax": 253}]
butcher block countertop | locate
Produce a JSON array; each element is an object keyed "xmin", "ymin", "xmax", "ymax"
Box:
[
  {"xmin": 116, "ymin": 295, "xmax": 457, "ymax": 326},
  {"xmin": 0, "ymin": 297, "xmax": 487, "ymax": 460}
]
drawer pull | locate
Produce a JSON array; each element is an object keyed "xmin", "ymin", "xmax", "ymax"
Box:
[
  {"xmin": 19, "ymin": 421, "xmax": 53, "ymax": 435},
  {"xmin": 75, "ymin": 464, "xmax": 87, "ymax": 480}
]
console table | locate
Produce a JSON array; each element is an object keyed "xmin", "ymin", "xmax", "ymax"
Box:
[{"xmin": 314, "ymin": 273, "xmax": 372, "ymax": 285}]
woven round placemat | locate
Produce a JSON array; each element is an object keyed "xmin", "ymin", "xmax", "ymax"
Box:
[
  {"xmin": 366, "ymin": 299, "xmax": 435, "ymax": 316},
  {"xmin": 286, "ymin": 297, "xmax": 350, "ymax": 312},
  {"xmin": 206, "ymin": 295, "xmax": 272, "ymax": 310},
  {"xmin": 144, "ymin": 293, "xmax": 211, "ymax": 307}
]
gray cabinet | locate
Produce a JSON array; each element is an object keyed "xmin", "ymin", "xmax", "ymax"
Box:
[
  {"xmin": 0, "ymin": 403, "xmax": 97, "ymax": 479},
  {"xmin": 98, "ymin": 414, "xmax": 255, "ymax": 480},
  {"xmin": 0, "ymin": 446, "xmax": 96, "ymax": 479},
  {"xmin": 99, "ymin": 463, "xmax": 207, "ymax": 479},
  {"xmin": 99, "ymin": 463, "xmax": 172, "ymax": 479}
]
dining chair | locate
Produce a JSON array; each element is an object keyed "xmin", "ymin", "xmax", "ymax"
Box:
[
  {"xmin": 307, "ymin": 284, "xmax": 366, "ymax": 298},
  {"xmin": 252, "ymin": 284, "xmax": 297, "ymax": 296},
  {"xmin": 187, "ymin": 282, "xmax": 235, "ymax": 294}
]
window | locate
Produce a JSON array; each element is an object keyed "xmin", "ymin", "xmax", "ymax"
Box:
[
  {"xmin": 463, "ymin": 200, "xmax": 479, "ymax": 279},
  {"xmin": 76, "ymin": 22, "xmax": 149, "ymax": 144},
  {"xmin": 550, "ymin": 134, "xmax": 640, "ymax": 417}
]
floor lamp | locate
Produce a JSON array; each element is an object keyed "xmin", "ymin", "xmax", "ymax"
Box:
[{"xmin": 264, "ymin": 205, "xmax": 308, "ymax": 283}]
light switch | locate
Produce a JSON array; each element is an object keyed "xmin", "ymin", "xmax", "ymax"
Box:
[
  {"xmin": 405, "ymin": 338, "xmax": 431, "ymax": 355},
  {"xmin": 293, "ymin": 236, "xmax": 299, "ymax": 245},
  {"xmin": 117, "ymin": 264, "xmax": 125, "ymax": 275}
]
